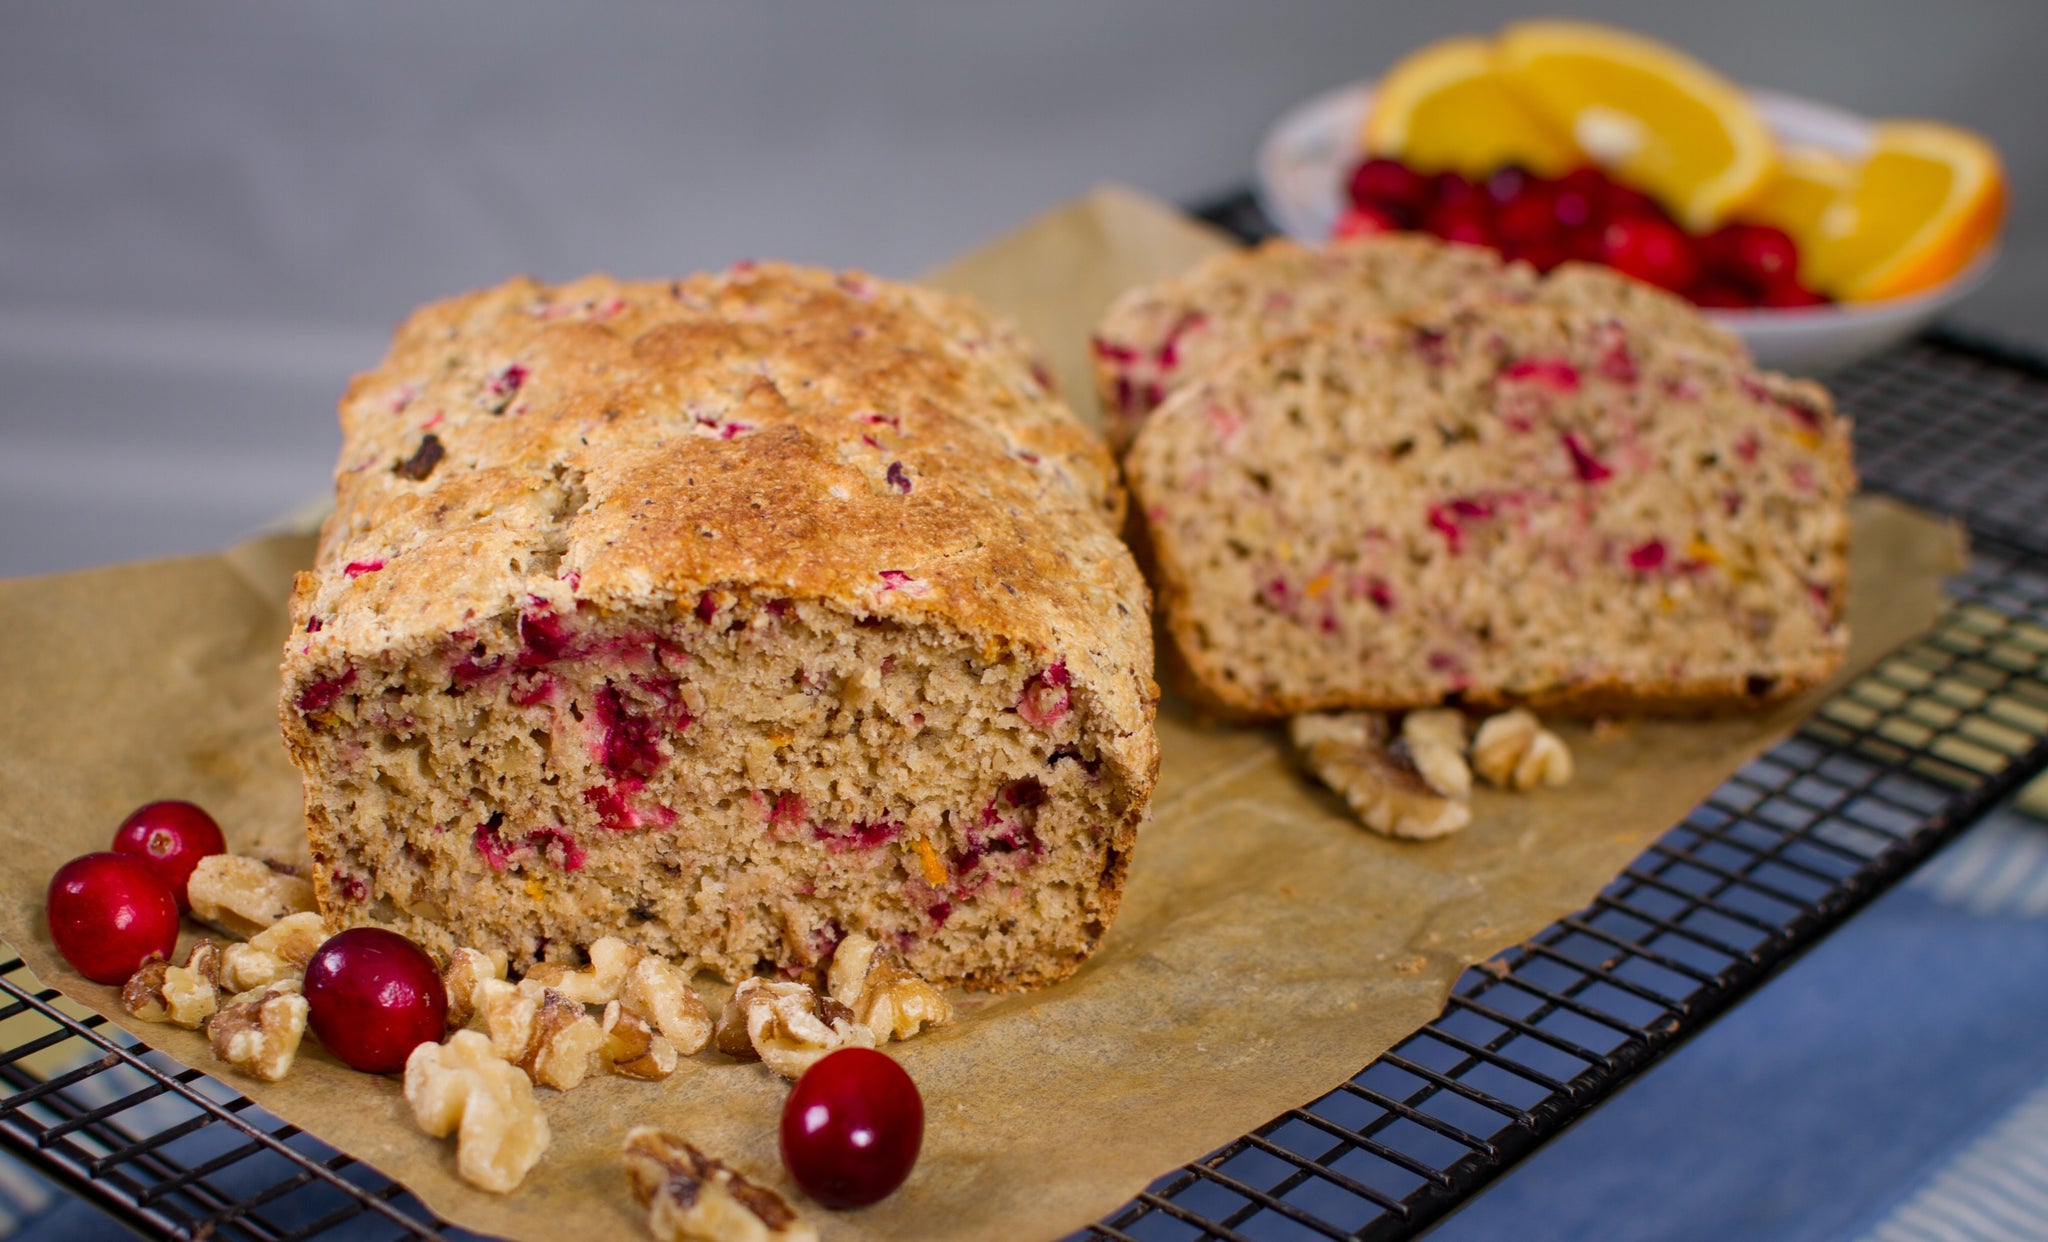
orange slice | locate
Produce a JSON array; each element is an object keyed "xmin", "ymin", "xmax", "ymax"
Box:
[
  {"xmin": 1748, "ymin": 146, "xmax": 1856, "ymax": 239},
  {"xmin": 1495, "ymin": 20, "xmax": 1775, "ymax": 231},
  {"xmin": 1749, "ymin": 149, "xmax": 1852, "ymax": 238},
  {"xmin": 1744, "ymin": 146, "xmax": 1856, "ymax": 287},
  {"xmin": 1803, "ymin": 121, "xmax": 2005, "ymax": 301},
  {"xmin": 1363, "ymin": 35, "xmax": 1580, "ymax": 179}
]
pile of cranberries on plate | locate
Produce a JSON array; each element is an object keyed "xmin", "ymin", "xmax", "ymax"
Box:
[{"xmin": 1337, "ymin": 157, "xmax": 1831, "ymax": 311}]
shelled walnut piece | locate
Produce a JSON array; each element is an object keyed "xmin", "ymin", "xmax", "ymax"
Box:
[
  {"xmin": 476, "ymin": 978, "xmax": 544, "ymax": 1061},
  {"xmin": 520, "ymin": 988, "xmax": 603, "ymax": 1089},
  {"xmin": 121, "ymin": 940, "xmax": 223, "ymax": 1028},
  {"xmin": 826, "ymin": 933, "xmax": 954, "ymax": 1042},
  {"xmin": 714, "ymin": 978, "xmax": 877, "ymax": 1079},
  {"xmin": 187, "ymin": 855, "xmax": 316, "ymax": 940},
  {"xmin": 417, "ymin": 935, "xmax": 923, "ymax": 1096},
  {"xmin": 1400, "ymin": 709, "xmax": 1473, "ymax": 800},
  {"xmin": 442, "ymin": 946, "xmax": 508, "ymax": 1029},
  {"xmin": 220, "ymin": 910, "xmax": 327, "ymax": 993},
  {"xmin": 475, "ymin": 978, "xmax": 602, "ymax": 1090},
  {"xmin": 206, "ymin": 980, "xmax": 309, "ymax": 1082},
  {"xmin": 619, "ymin": 956, "xmax": 713, "ymax": 1053},
  {"xmin": 1472, "ymin": 709, "xmax": 1575, "ymax": 789},
  {"xmin": 436, "ymin": 941, "xmax": 710, "ymax": 1087},
  {"xmin": 524, "ymin": 935, "xmax": 641, "ymax": 1005},
  {"xmin": 622, "ymin": 1126, "xmax": 817, "ymax": 1242},
  {"xmin": 405, "ymin": 1029, "xmax": 551, "ymax": 1194},
  {"xmin": 602, "ymin": 1003, "xmax": 679, "ymax": 1081},
  {"xmin": 1289, "ymin": 711, "xmax": 1471, "ymax": 840},
  {"xmin": 1290, "ymin": 707, "xmax": 1576, "ymax": 840}
]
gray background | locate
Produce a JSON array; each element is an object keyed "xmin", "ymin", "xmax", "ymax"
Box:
[{"xmin": 1, "ymin": 2, "xmax": 2038, "ymax": 579}]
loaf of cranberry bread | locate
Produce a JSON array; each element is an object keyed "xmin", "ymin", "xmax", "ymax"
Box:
[
  {"xmin": 1091, "ymin": 234, "xmax": 1743, "ymax": 452},
  {"xmin": 281, "ymin": 265, "xmax": 1159, "ymax": 992},
  {"xmin": 1124, "ymin": 302, "xmax": 1853, "ymax": 718}
]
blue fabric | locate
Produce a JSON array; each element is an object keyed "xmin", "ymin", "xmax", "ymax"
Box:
[{"xmin": 1433, "ymin": 806, "xmax": 2048, "ymax": 1242}]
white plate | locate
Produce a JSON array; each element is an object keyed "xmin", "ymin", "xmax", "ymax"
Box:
[{"xmin": 1253, "ymin": 81, "xmax": 1996, "ymax": 374}]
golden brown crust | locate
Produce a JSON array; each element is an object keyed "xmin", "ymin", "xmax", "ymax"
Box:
[
  {"xmin": 1091, "ymin": 234, "xmax": 1745, "ymax": 454},
  {"xmin": 289, "ymin": 264, "xmax": 1152, "ymax": 716}
]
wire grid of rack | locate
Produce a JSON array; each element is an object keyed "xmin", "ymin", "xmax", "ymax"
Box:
[{"xmin": 6, "ymin": 221, "xmax": 2048, "ymax": 1242}]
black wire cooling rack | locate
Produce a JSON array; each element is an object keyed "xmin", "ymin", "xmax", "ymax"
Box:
[{"xmin": 6, "ymin": 204, "xmax": 2048, "ymax": 1242}]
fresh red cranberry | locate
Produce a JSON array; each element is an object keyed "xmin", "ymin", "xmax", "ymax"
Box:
[
  {"xmin": 1758, "ymin": 277, "xmax": 1830, "ymax": 309},
  {"xmin": 302, "ymin": 927, "xmax": 447, "ymax": 1074},
  {"xmin": 1427, "ymin": 171, "xmax": 1483, "ymax": 211},
  {"xmin": 780, "ymin": 1048, "xmax": 924, "ymax": 1208},
  {"xmin": 1703, "ymin": 223, "xmax": 1800, "ymax": 291},
  {"xmin": 1602, "ymin": 183, "xmax": 1673, "ymax": 224},
  {"xmin": 110, "ymin": 800, "xmax": 225, "ymax": 912},
  {"xmin": 1561, "ymin": 220, "xmax": 1609, "ymax": 264},
  {"xmin": 1484, "ymin": 164, "xmax": 1538, "ymax": 206},
  {"xmin": 1507, "ymin": 242, "xmax": 1570, "ymax": 273},
  {"xmin": 1600, "ymin": 217, "xmax": 1701, "ymax": 292},
  {"xmin": 1549, "ymin": 168, "xmax": 1607, "ymax": 226},
  {"xmin": 1689, "ymin": 279, "xmax": 1757, "ymax": 309},
  {"xmin": 46, "ymin": 853, "xmax": 180, "ymax": 985},
  {"xmin": 1347, "ymin": 157, "xmax": 1429, "ymax": 216},
  {"xmin": 1333, "ymin": 203, "xmax": 1404, "ymax": 239},
  {"xmin": 1495, "ymin": 192, "xmax": 1561, "ymax": 251},
  {"xmin": 1423, "ymin": 202, "xmax": 1495, "ymax": 248}
]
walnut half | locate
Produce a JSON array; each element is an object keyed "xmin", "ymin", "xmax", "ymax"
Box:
[
  {"xmin": 122, "ymin": 940, "xmax": 223, "ymax": 1028},
  {"xmin": 602, "ymin": 1002, "xmax": 679, "ymax": 1081},
  {"xmin": 619, "ymin": 956, "xmax": 712, "ymax": 1055},
  {"xmin": 524, "ymin": 936, "xmax": 641, "ymax": 1006},
  {"xmin": 442, "ymin": 946, "xmax": 508, "ymax": 1030},
  {"xmin": 621, "ymin": 1126, "xmax": 817, "ymax": 1242},
  {"xmin": 220, "ymin": 910, "xmax": 328, "ymax": 994},
  {"xmin": 1472, "ymin": 709, "xmax": 1574, "ymax": 790},
  {"xmin": 405, "ymin": 1030, "xmax": 551, "ymax": 1194},
  {"xmin": 187, "ymin": 855, "xmax": 316, "ymax": 940},
  {"xmin": 476, "ymin": 978, "xmax": 602, "ymax": 1090},
  {"xmin": 1289, "ymin": 711, "xmax": 1472, "ymax": 840},
  {"xmin": 522, "ymin": 988, "xmax": 603, "ymax": 1090},
  {"xmin": 205, "ymin": 980, "xmax": 308, "ymax": 1081},
  {"xmin": 713, "ymin": 978, "xmax": 877, "ymax": 1078},
  {"xmin": 826, "ymin": 934, "xmax": 952, "ymax": 1042},
  {"xmin": 1400, "ymin": 708, "xmax": 1473, "ymax": 800}
]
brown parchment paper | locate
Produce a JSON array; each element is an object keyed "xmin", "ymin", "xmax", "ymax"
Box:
[{"xmin": 0, "ymin": 186, "xmax": 1966, "ymax": 1242}]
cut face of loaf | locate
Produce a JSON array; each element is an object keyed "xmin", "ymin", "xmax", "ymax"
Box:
[
  {"xmin": 1125, "ymin": 304, "xmax": 1854, "ymax": 718},
  {"xmin": 282, "ymin": 266, "xmax": 1158, "ymax": 992},
  {"xmin": 1091, "ymin": 234, "xmax": 1743, "ymax": 452}
]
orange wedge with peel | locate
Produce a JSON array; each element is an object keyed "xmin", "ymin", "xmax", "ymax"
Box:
[
  {"xmin": 1748, "ymin": 146, "xmax": 1856, "ymax": 238},
  {"xmin": 1803, "ymin": 121, "xmax": 2005, "ymax": 301},
  {"xmin": 1744, "ymin": 145, "xmax": 1855, "ymax": 282},
  {"xmin": 1363, "ymin": 35, "xmax": 1579, "ymax": 179},
  {"xmin": 1495, "ymin": 19, "xmax": 1775, "ymax": 231}
]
